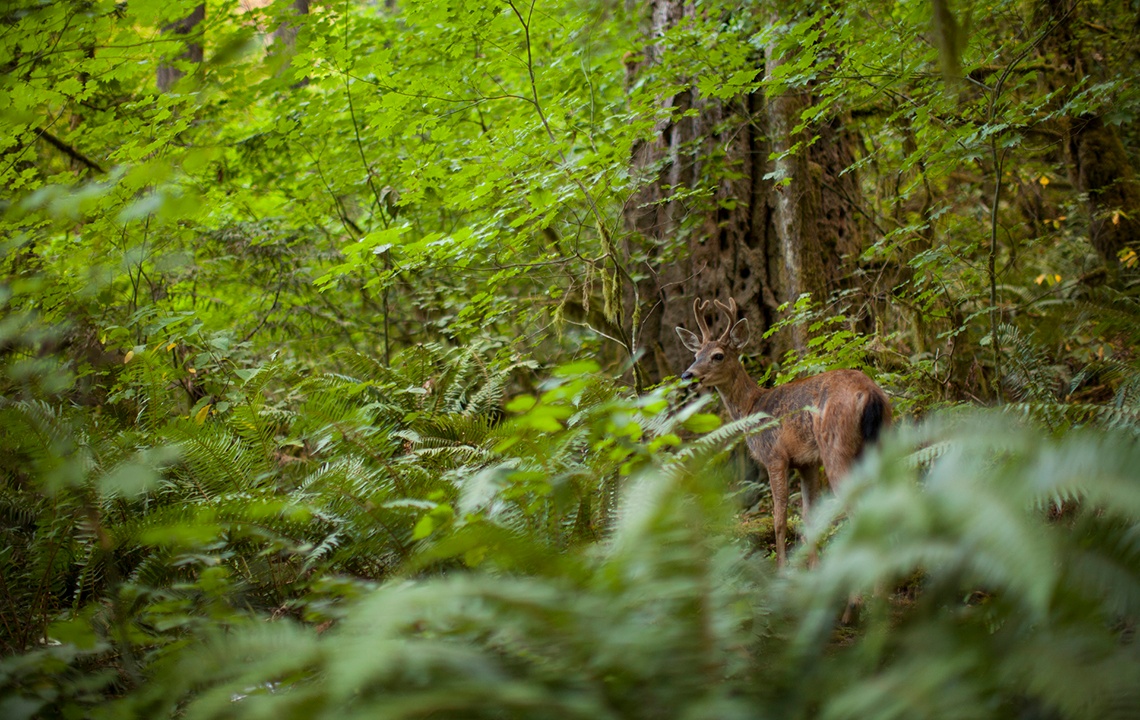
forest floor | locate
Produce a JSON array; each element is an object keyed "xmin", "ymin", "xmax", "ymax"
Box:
[{"xmin": 738, "ymin": 497, "xmax": 922, "ymax": 644}]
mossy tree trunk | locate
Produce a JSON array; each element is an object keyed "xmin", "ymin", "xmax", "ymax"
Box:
[{"xmin": 624, "ymin": 1, "xmax": 866, "ymax": 382}]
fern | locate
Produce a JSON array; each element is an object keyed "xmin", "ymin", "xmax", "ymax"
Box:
[
  {"xmin": 164, "ymin": 421, "xmax": 272, "ymax": 497},
  {"xmin": 793, "ymin": 414, "xmax": 1140, "ymax": 720},
  {"xmin": 1000, "ymin": 323, "xmax": 1061, "ymax": 403},
  {"xmin": 1075, "ymin": 285, "xmax": 1140, "ymax": 346},
  {"xmin": 666, "ymin": 410, "xmax": 778, "ymax": 466},
  {"xmin": 1005, "ymin": 401, "xmax": 1140, "ymax": 436}
]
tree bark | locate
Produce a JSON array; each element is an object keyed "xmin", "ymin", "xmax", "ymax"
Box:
[
  {"xmin": 625, "ymin": 85, "xmax": 780, "ymax": 381},
  {"xmin": 624, "ymin": 0, "xmax": 778, "ymax": 383},
  {"xmin": 1069, "ymin": 114, "xmax": 1140, "ymax": 269},
  {"xmin": 1040, "ymin": 0, "xmax": 1140, "ymax": 270},
  {"xmin": 271, "ymin": 0, "xmax": 311, "ymax": 84},
  {"xmin": 272, "ymin": 0, "xmax": 310, "ymax": 47}
]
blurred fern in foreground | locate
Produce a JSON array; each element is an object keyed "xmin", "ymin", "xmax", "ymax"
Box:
[{"xmin": 792, "ymin": 413, "xmax": 1140, "ymax": 720}]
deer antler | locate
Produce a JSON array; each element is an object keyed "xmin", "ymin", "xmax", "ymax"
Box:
[
  {"xmin": 713, "ymin": 297, "xmax": 738, "ymax": 344},
  {"xmin": 693, "ymin": 298, "xmax": 712, "ymax": 342}
]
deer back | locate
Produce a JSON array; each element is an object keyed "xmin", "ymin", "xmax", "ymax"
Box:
[{"xmin": 745, "ymin": 369, "xmax": 891, "ymax": 471}]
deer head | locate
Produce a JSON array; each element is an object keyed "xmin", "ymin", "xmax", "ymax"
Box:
[{"xmin": 675, "ymin": 297, "xmax": 751, "ymax": 389}]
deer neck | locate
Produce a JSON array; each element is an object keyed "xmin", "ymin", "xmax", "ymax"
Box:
[{"xmin": 715, "ymin": 361, "xmax": 765, "ymax": 421}]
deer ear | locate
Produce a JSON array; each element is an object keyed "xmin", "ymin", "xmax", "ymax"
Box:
[
  {"xmin": 676, "ymin": 326, "xmax": 702, "ymax": 353},
  {"xmin": 729, "ymin": 318, "xmax": 750, "ymax": 348}
]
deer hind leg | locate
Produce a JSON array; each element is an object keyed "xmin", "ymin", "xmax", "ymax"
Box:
[
  {"xmin": 819, "ymin": 442, "xmax": 854, "ymax": 494},
  {"xmin": 817, "ymin": 400, "xmax": 864, "ymax": 493},
  {"xmin": 820, "ymin": 432, "xmax": 867, "ymax": 621},
  {"xmin": 799, "ymin": 464, "xmax": 821, "ymax": 568},
  {"xmin": 800, "ymin": 464, "xmax": 821, "ymax": 518},
  {"xmin": 768, "ymin": 462, "xmax": 790, "ymax": 567}
]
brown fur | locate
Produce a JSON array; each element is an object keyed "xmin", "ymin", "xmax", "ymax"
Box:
[{"xmin": 677, "ymin": 297, "xmax": 891, "ymax": 566}]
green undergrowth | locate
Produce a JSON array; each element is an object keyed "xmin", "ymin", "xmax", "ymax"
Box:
[{"xmin": 2, "ymin": 335, "xmax": 1139, "ymax": 720}]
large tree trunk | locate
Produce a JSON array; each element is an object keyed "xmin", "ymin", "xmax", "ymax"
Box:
[
  {"xmin": 625, "ymin": 1, "xmax": 866, "ymax": 382},
  {"xmin": 625, "ymin": 86, "xmax": 778, "ymax": 382},
  {"xmin": 764, "ymin": 30, "xmax": 828, "ymax": 355},
  {"xmin": 270, "ymin": 0, "xmax": 311, "ymax": 85},
  {"xmin": 272, "ymin": 0, "xmax": 310, "ymax": 49},
  {"xmin": 157, "ymin": 4, "xmax": 205, "ymax": 91}
]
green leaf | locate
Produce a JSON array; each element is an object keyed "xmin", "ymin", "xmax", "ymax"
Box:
[
  {"xmin": 97, "ymin": 461, "xmax": 159, "ymax": 498},
  {"xmin": 412, "ymin": 514, "xmax": 435, "ymax": 540},
  {"xmin": 683, "ymin": 413, "xmax": 722, "ymax": 433},
  {"xmin": 506, "ymin": 394, "xmax": 537, "ymax": 413}
]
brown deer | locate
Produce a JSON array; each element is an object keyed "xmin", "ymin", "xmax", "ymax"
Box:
[{"xmin": 676, "ymin": 297, "xmax": 891, "ymax": 567}]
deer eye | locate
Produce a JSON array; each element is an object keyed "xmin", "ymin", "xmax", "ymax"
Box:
[{"xmin": 711, "ymin": 352, "xmax": 725, "ymax": 362}]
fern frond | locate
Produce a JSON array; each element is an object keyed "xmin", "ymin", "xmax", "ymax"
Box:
[
  {"xmin": 999, "ymin": 323, "xmax": 1060, "ymax": 403},
  {"xmin": 412, "ymin": 414, "xmax": 499, "ymax": 447},
  {"xmin": 1004, "ymin": 401, "xmax": 1140, "ymax": 435},
  {"xmin": 165, "ymin": 421, "xmax": 273, "ymax": 497},
  {"xmin": 0, "ymin": 399, "xmax": 75, "ymax": 466},
  {"xmin": 465, "ymin": 374, "xmax": 506, "ymax": 416},
  {"xmin": 903, "ymin": 439, "xmax": 953, "ymax": 468},
  {"xmin": 1075, "ymin": 285, "xmax": 1140, "ymax": 344},
  {"xmin": 668, "ymin": 411, "xmax": 778, "ymax": 466}
]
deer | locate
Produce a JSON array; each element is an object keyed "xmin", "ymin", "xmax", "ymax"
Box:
[{"xmin": 676, "ymin": 296, "xmax": 891, "ymax": 567}]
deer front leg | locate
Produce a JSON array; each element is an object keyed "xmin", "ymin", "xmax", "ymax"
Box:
[{"xmin": 768, "ymin": 461, "xmax": 790, "ymax": 567}]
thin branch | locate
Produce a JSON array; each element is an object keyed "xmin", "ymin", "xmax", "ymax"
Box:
[
  {"xmin": 505, "ymin": 0, "xmax": 645, "ymax": 389},
  {"xmin": 983, "ymin": 5, "xmax": 1074, "ymax": 403},
  {"xmin": 343, "ymin": 73, "xmax": 393, "ymax": 365},
  {"xmin": 241, "ymin": 273, "xmax": 286, "ymax": 344},
  {"xmin": 35, "ymin": 127, "xmax": 105, "ymax": 174}
]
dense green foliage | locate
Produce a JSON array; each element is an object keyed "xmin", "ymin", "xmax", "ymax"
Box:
[{"xmin": 2, "ymin": 0, "xmax": 1139, "ymax": 718}]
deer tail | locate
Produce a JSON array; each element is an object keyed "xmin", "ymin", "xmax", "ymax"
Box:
[{"xmin": 860, "ymin": 393, "xmax": 888, "ymax": 445}]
